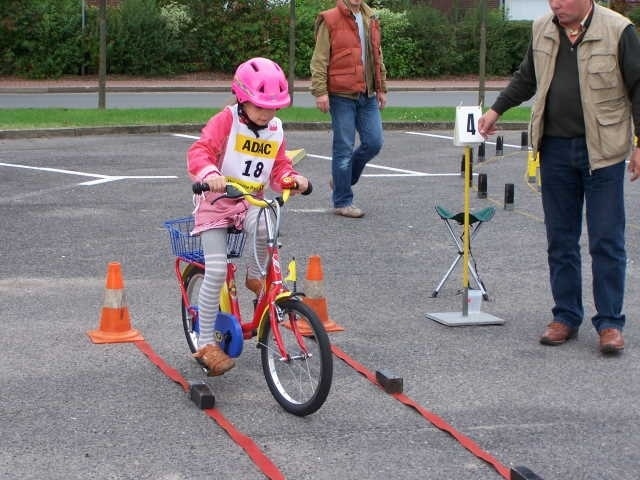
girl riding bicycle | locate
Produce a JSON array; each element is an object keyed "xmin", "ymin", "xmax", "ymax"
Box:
[{"xmin": 187, "ymin": 57, "xmax": 311, "ymax": 376}]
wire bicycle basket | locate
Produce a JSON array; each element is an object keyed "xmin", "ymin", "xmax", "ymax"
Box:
[
  {"xmin": 226, "ymin": 227, "xmax": 246, "ymax": 258},
  {"xmin": 163, "ymin": 216, "xmax": 247, "ymax": 263}
]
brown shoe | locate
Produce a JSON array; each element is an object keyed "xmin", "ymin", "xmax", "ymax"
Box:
[
  {"xmin": 334, "ymin": 205, "xmax": 364, "ymax": 218},
  {"xmin": 539, "ymin": 321, "xmax": 578, "ymax": 346},
  {"xmin": 245, "ymin": 277, "xmax": 263, "ymax": 296},
  {"xmin": 599, "ymin": 328, "xmax": 624, "ymax": 354},
  {"xmin": 192, "ymin": 344, "xmax": 235, "ymax": 376}
]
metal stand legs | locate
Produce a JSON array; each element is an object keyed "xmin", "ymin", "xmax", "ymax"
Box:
[{"xmin": 431, "ymin": 217, "xmax": 489, "ymax": 300}]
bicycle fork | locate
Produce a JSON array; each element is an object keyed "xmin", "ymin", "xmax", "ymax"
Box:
[
  {"xmin": 266, "ymin": 296, "xmax": 313, "ymax": 362},
  {"xmin": 175, "ymin": 258, "xmax": 204, "ymax": 333}
]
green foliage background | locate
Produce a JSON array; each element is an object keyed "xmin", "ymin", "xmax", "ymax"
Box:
[{"xmin": 0, "ymin": 0, "xmax": 638, "ymax": 79}]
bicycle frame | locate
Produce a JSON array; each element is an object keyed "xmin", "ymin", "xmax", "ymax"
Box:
[
  {"xmin": 218, "ymin": 202, "xmax": 309, "ymax": 359},
  {"xmin": 165, "ymin": 180, "xmax": 333, "ymax": 416},
  {"xmin": 173, "ymin": 256, "xmax": 203, "ymax": 328},
  {"xmin": 172, "ymin": 186, "xmax": 307, "ymax": 355}
]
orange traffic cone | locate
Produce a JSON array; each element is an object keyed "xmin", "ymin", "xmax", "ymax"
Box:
[
  {"xmin": 297, "ymin": 255, "xmax": 344, "ymax": 335},
  {"xmin": 87, "ymin": 262, "xmax": 144, "ymax": 344}
]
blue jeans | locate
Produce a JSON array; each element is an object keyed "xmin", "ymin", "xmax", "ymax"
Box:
[
  {"xmin": 329, "ymin": 93, "xmax": 383, "ymax": 208},
  {"xmin": 539, "ymin": 136, "xmax": 626, "ymax": 332}
]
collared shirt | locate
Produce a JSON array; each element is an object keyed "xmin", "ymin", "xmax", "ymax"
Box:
[
  {"xmin": 557, "ymin": 2, "xmax": 593, "ymax": 39},
  {"xmin": 354, "ymin": 11, "xmax": 366, "ymax": 66}
]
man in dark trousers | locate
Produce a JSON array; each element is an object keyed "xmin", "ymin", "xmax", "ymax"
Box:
[{"xmin": 479, "ymin": 0, "xmax": 640, "ymax": 354}]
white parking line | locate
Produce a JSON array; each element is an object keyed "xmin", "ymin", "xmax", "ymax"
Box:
[
  {"xmin": 405, "ymin": 130, "xmax": 522, "ymax": 149},
  {"xmin": 0, "ymin": 161, "xmax": 177, "ymax": 186},
  {"xmin": 306, "ymin": 153, "xmax": 461, "ymax": 178},
  {"xmin": 173, "ymin": 133, "xmax": 199, "ymax": 140},
  {"xmin": 174, "ymin": 131, "xmax": 516, "ymax": 180}
]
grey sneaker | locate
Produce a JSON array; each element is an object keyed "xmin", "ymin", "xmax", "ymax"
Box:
[{"xmin": 334, "ymin": 205, "xmax": 364, "ymax": 218}]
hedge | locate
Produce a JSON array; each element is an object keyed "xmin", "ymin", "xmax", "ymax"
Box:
[{"xmin": 1, "ymin": 0, "xmax": 637, "ymax": 79}]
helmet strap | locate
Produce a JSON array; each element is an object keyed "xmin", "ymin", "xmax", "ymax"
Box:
[{"xmin": 237, "ymin": 102, "xmax": 266, "ymax": 138}]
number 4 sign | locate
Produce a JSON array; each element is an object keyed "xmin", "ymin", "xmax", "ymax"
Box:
[{"xmin": 453, "ymin": 105, "xmax": 484, "ymax": 146}]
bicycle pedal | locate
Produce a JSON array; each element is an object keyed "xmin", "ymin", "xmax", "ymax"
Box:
[{"xmin": 189, "ymin": 382, "xmax": 215, "ymax": 409}]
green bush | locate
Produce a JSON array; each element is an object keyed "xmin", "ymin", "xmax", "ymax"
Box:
[
  {"xmin": 404, "ymin": 5, "xmax": 456, "ymax": 77},
  {"xmin": 190, "ymin": 0, "xmax": 288, "ymax": 73},
  {"xmin": 376, "ymin": 8, "xmax": 418, "ymax": 78},
  {"xmin": 185, "ymin": 1, "xmax": 232, "ymax": 72},
  {"xmin": 160, "ymin": 1, "xmax": 201, "ymax": 72},
  {"xmin": 0, "ymin": 0, "xmax": 85, "ymax": 78},
  {"xmin": 443, "ymin": 7, "xmax": 530, "ymax": 77},
  {"xmin": 108, "ymin": 0, "xmax": 183, "ymax": 76},
  {"xmin": 495, "ymin": 20, "xmax": 531, "ymax": 75},
  {"xmin": 285, "ymin": 0, "xmax": 334, "ymax": 78},
  {"xmin": 628, "ymin": 7, "xmax": 640, "ymax": 26},
  {"xmin": 485, "ymin": 14, "xmax": 531, "ymax": 76},
  {"xmin": 0, "ymin": 0, "xmax": 539, "ymax": 80}
]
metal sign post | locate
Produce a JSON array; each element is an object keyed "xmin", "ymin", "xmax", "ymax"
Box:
[{"xmin": 426, "ymin": 106, "xmax": 505, "ymax": 326}]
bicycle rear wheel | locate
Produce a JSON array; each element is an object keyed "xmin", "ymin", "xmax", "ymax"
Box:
[
  {"xmin": 181, "ymin": 264, "xmax": 204, "ymax": 354},
  {"xmin": 259, "ymin": 299, "xmax": 333, "ymax": 416}
]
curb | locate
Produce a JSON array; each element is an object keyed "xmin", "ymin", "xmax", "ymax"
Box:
[{"xmin": 0, "ymin": 121, "xmax": 529, "ymax": 140}]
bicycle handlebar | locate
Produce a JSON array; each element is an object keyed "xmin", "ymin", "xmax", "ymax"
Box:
[{"xmin": 192, "ymin": 179, "xmax": 312, "ymax": 207}]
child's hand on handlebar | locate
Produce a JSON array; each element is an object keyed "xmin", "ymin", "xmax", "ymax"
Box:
[
  {"xmin": 205, "ymin": 174, "xmax": 227, "ymax": 193},
  {"xmin": 280, "ymin": 175, "xmax": 312, "ymax": 195}
]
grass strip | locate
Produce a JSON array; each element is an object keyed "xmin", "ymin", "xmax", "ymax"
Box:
[{"xmin": 0, "ymin": 106, "xmax": 531, "ymax": 130}]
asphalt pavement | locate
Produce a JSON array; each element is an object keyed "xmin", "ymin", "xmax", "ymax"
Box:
[{"xmin": 2, "ymin": 125, "xmax": 640, "ymax": 480}]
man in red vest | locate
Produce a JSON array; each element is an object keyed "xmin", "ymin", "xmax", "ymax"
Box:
[{"xmin": 310, "ymin": 0, "xmax": 388, "ymax": 218}]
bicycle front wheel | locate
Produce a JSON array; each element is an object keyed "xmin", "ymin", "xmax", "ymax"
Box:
[
  {"xmin": 181, "ymin": 264, "xmax": 204, "ymax": 354},
  {"xmin": 260, "ymin": 299, "xmax": 333, "ymax": 416}
]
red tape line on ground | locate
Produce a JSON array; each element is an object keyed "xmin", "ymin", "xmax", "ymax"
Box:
[
  {"xmin": 134, "ymin": 340, "xmax": 285, "ymax": 480},
  {"xmin": 330, "ymin": 344, "xmax": 511, "ymax": 480}
]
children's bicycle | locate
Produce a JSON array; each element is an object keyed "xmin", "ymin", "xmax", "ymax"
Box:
[{"xmin": 163, "ymin": 181, "xmax": 333, "ymax": 416}]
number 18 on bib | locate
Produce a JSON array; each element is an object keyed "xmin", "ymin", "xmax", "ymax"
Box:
[{"xmin": 453, "ymin": 105, "xmax": 484, "ymax": 146}]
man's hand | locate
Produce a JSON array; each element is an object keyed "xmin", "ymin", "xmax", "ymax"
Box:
[
  {"xmin": 377, "ymin": 91, "xmax": 387, "ymax": 109},
  {"xmin": 478, "ymin": 109, "xmax": 500, "ymax": 139},
  {"xmin": 315, "ymin": 94, "xmax": 330, "ymax": 113},
  {"xmin": 628, "ymin": 147, "xmax": 640, "ymax": 182}
]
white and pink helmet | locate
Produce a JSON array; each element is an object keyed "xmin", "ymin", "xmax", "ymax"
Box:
[{"xmin": 231, "ymin": 57, "xmax": 290, "ymax": 109}]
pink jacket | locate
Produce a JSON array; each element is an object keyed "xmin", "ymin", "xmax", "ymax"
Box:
[{"xmin": 187, "ymin": 106, "xmax": 299, "ymax": 234}]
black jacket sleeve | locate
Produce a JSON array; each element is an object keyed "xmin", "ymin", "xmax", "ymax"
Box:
[{"xmin": 619, "ymin": 25, "xmax": 640, "ymax": 139}]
